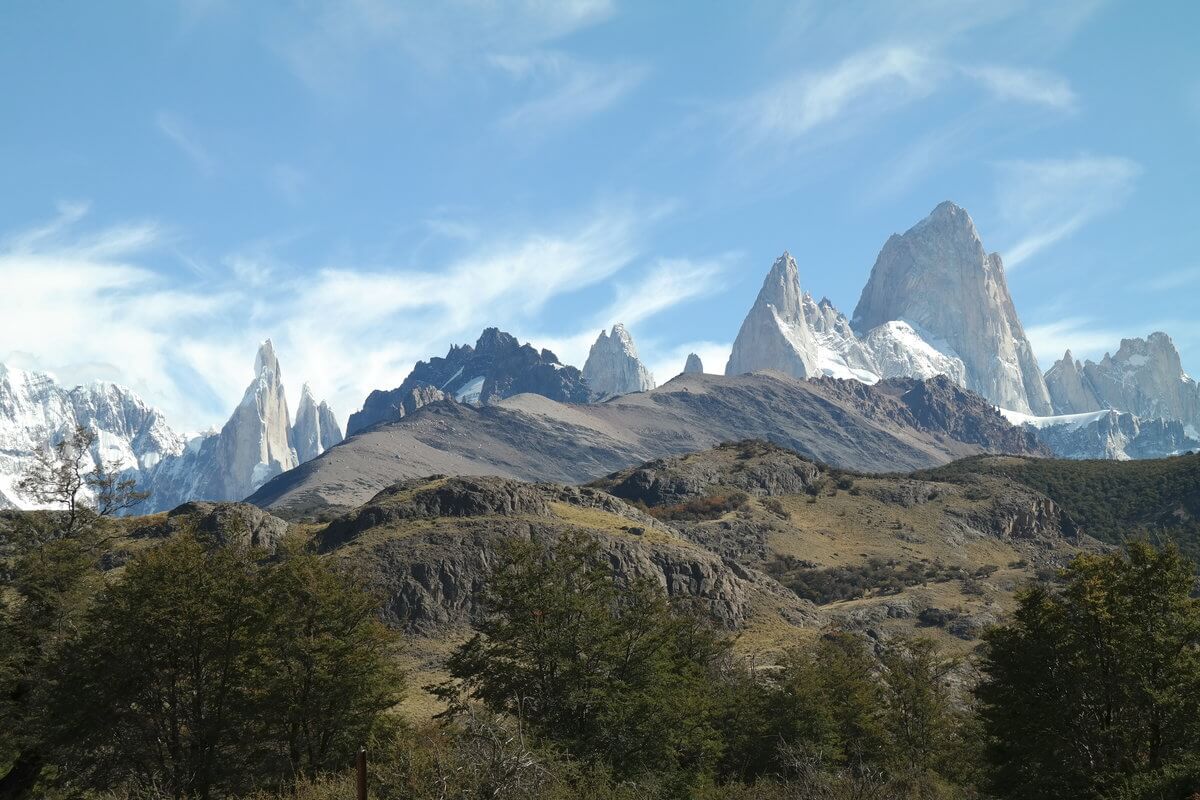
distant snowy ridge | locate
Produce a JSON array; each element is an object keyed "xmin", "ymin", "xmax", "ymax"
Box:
[{"xmin": 0, "ymin": 343, "xmax": 341, "ymax": 513}]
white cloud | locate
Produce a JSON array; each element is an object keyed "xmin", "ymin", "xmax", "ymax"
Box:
[
  {"xmin": 1025, "ymin": 316, "xmax": 1122, "ymax": 364},
  {"xmin": 155, "ymin": 111, "xmax": 216, "ymax": 176},
  {"xmin": 493, "ymin": 52, "xmax": 648, "ymax": 133},
  {"xmin": 964, "ymin": 65, "xmax": 1078, "ymax": 111},
  {"xmin": 995, "ymin": 155, "xmax": 1141, "ymax": 268},
  {"xmin": 271, "ymin": 0, "xmax": 615, "ymax": 93},
  {"xmin": 0, "ymin": 202, "xmax": 727, "ymax": 435},
  {"xmin": 740, "ymin": 47, "xmax": 937, "ymax": 144}
]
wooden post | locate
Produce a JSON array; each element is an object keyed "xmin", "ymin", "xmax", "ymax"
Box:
[{"xmin": 356, "ymin": 747, "xmax": 367, "ymax": 800}]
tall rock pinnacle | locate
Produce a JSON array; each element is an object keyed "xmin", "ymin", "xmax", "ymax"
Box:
[
  {"xmin": 683, "ymin": 353, "xmax": 704, "ymax": 374},
  {"xmin": 292, "ymin": 382, "xmax": 344, "ymax": 463},
  {"xmin": 725, "ymin": 252, "xmax": 820, "ymax": 379},
  {"xmin": 583, "ymin": 324, "xmax": 656, "ymax": 400},
  {"xmin": 852, "ymin": 202, "xmax": 1052, "ymax": 414}
]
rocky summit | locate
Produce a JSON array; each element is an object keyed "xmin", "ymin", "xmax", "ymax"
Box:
[
  {"xmin": 682, "ymin": 352, "xmax": 704, "ymax": 375},
  {"xmin": 347, "ymin": 327, "xmax": 591, "ymax": 435},
  {"xmin": 1046, "ymin": 333, "xmax": 1200, "ymax": 431},
  {"xmin": 582, "ymin": 323, "xmax": 656, "ymax": 400},
  {"xmin": 146, "ymin": 341, "xmax": 341, "ymax": 512},
  {"xmin": 725, "ymin": 252, "xmax": 821, "ymax": 379},
  {"xmin": 852, "ymin": 201, "xmax": 1052, "ymax": 415}
]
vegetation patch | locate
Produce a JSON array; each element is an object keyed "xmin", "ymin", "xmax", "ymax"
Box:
[
  {"xmin": 766, "ymin": 554, "xmax": 971, "ymax": 604},
  {"xmin": 637, "ymin": 491, "xmax": 750, "ymax": 522}
]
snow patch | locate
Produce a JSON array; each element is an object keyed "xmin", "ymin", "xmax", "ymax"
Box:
[{"xmin": 454, "ymin": 376, "xmax": 486, "ymax": 405}]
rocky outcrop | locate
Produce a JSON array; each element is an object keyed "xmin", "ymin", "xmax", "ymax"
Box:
[
  {"xmin": 1044, "ymin": 350, "xmax": 1103, "ymax": 415},
  {"xmin": 683, "ymin": 353, "xmax": 704, "ymax": 375},
  {"xmin": 131, "ymin": 500, "xmax": 291, "ymax": 552},
  {"xmin": 725, "ymin": 252, "xmax": 821, "ymax": 379},
  {"xmin": 582, "ymin": 324, "xmax": 655, "ymax": 399},
  {"xmin": 292, "ymin": 383, "xmax": 343, "ymax": 463},
  {"xmin": 314, "ymin": 474, "xmax": 809, "ymax": 632},
  {"xmin": 594, "ymin": 440, "xmax": 822, "ymax": 506},
  {"xmin": 852, "ymin": 202, "xmax": 1053, "ymax": 415},
  {"xmin": 347, "ymin": 328, "xmax": 591, "ymax": 435},
  {"xmin": 0, "ymin": 364, "xmax": 184, "ymax": 509}
]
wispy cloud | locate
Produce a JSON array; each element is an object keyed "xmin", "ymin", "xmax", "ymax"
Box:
[
  {"xmin": 995, "ymin": 155, "xmax": 1141, "ymax": 268},
  {"xmin": 155, "ymin": 111, "xmax": 216, "ymax": 176},
  {"xmin": 964, "ymin": 65, "xmax": 1078, "ymax": 111},
  {"xmin": 1025, "ymin": 316, "xmax": 1123, "ymax": 363},
  {"xmin": 493, "ymin": 52, "xmax": 648, "ymax": 133},
  {"xmin": 270, "ymin": 0, "xmax": 616, "ymax": 94},
  {"xmin": 0, "ymin": 201, "xmax": 724, "ymax": 433},
  {"xmin": 738, "ymin": 47, "xmax": 936, "ymax": 144},
  {"xmin": 1145, "ymin": 266, "xmax": 1200, "ymax": 292}
]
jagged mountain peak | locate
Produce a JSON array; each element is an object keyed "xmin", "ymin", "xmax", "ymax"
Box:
[
  {"xmin": 254, "ymin": 338, "xmax": 281, "ymax": 378},
  {"xmin": 683, "ymin": 353, "xmax": 704, "ymax": 375},
  {"xmin": 725, "ymin": 251, "xmax": 818, "ymax": 379},
  {"xmin": 583, "ymin": 323, "xmax": 655, "ymax": 400},
  {"xmin": 347, "ymin": 327, "xmax": 591, "ymax": 434},
  {"xmin": 852, "ymin": 202, "xmax": 1052, "ymax": 415}
]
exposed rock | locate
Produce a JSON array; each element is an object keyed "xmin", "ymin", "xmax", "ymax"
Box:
[
  {"xmin": 725, "ymin": 252, "xmax": 820, "ymax": 379},
  {"xmin": 131, "ymin": 500, "xmax": 291, "ymax": 552},
  {"xmin": 148, "ymin": 341, "xmax": 300, "ymax": 510},
  {"xmin": 852, "ymin": 201, "xmax": 1053, "ymax": 415},
  {"xmin": 683, "ymin": 353, "xmax": 704, "ymax": 375},
  {"xmin": 803, "ymin": 293, "xmax": 881, "ymax": 382},
  {"xmin": 314, "ymin": 474, "xmax": 810, "ymax": 632},
  {"xmin": 594, "ymin": 440, "xmax": 822, "ymax": 506},
  {"xmin": 1079, "ymin": 333, "xmax": 1200, "ymax": 431},
  {"xmin": 292, "ymin": 383, "xmax": 344, "ymax": 462},
  {"xmin": 1044, "ymin": 350, "xmax": 1102, "ymax": 414},
  {"xmin": 1025, "ymin": 410, "xmax": 1200, "ymax": 460},
  {"xmin": 582, "ymin": 324, "xmax": 655, "ymax": 400},
  {"xmin": 347, "ymin": 328, "xmax": 591, "ymax": 435}
]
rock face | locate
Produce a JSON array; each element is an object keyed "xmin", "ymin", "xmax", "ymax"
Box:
[
  {"xmin": 725, "ymin": 252, "xmax": 821, "ymax": 379},
  {"xmin": 249, "ymin": 371, "xmax": 1047, "ymax": 516},
  {"xmin": 146, "ymin": 341, "xmax": 338, "ymax": 511},
  {"xmin": 292, "ymin": 383, "xmax": 344, "ymax": 463},
  {"xmin": 312, "ymin": 474, "xmax": 805, "ymax": 632},
  {"xmin": 852, "ymin": 202, "xmax": 1053, "ymax": 415},
  {"xmin": 0, "ymin": 364, "xmax": 184, "ymax": 509},
  {"xmin": 1044, "ymin": 350, "xmax": 1103, "ymax": 415},
  {"xmin": 683, "ymin": 353, "xmax": 704, "ymax": 375},
  {"xmin": 1027, "ymin": 411, "xmax": 1200, "ymax": 460},
  {"xmin": 582, "ymin": 324, "xmax": 656, "ymax": 399},
  {"xmin": 131, "ymin": 500, "xmax": 291, "ymax": 553},
  {"xmin": 347, "ymin": 328, "xmax": 591, "ymax": 435},
  {"xmin": 802, "ymin": 294, "xmax": 881, "ymax": 382},
  {"xmin": 1079, "ymin": 334, "xmax": 1198, "ymax": 430}
]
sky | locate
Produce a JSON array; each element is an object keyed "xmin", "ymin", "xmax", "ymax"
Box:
[{"xmin": 2, "ymin": 0, "xmax": 1198, "ymax": 434}]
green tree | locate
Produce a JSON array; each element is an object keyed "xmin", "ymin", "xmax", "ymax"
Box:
[
  {"xmin": 437, "ymin": 533, "xmax": 729, "ymax": 783},
  {"xmin": 977, "ymin": 542, "xmax": 1200, "ymax": 800},
  {"xmin": 1, "ymin": 425, "xmax": 147, "ymax": 799},
  {"xmin": 257, "ymin": 544, "xmax": 403, "ymax": 781},
  {"xmin": 46, "ymin": 534, "xmax": 403, "ymax": 799}
]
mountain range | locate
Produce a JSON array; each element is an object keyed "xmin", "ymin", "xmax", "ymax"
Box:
[
  {"xmin": 0, "ymin": 341, "xmax": 342, "ymax": 512},
  {"xmin": 1, "ymin": 200, "xmax": 1196, "ymax": 512}
]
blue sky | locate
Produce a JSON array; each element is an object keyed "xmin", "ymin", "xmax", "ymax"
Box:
[{"xmin": 2, "ymin": 0, "xmax": 1198, "ymax": 433}]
